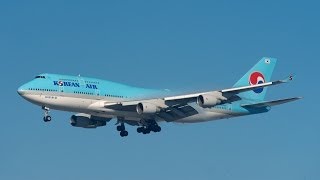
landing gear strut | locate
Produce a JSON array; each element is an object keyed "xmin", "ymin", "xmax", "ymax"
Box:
[
  {"xmin": 42, "ymin": 106, "xmax": 51, "ymax": 122},
  {"xmin": 116, "ymin": 123, "xmax": 128, "ymax": 137},
  {"xmin": 137, "ymin": 119, "xmax": 161, "ymax": 135}
]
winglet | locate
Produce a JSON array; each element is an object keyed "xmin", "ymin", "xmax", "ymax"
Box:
[{"xmin": 281, "ymin": 74, "xmax": 294, "ymax": 83}]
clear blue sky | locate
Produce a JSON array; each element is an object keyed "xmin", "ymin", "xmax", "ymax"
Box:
[{"xmin": 0, "ymin": 1, "xmax": 318, "ymax": 180}]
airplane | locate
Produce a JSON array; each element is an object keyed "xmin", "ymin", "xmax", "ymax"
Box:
[{"xmin": 17, "ymin": 57, "xmax": 301, "ymax": 137}]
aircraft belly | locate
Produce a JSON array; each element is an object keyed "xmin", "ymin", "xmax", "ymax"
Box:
[
  {"xmin": 23, "ymin": 93, "xmax": 239, "ymax": 123},
  {"xmin": 23, "ymin": 92, "xmax": 140, "ymax": 120}
]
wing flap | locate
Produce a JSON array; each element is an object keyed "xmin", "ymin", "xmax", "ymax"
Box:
[{"xmin": 157, "ymin": 104, "xmax": 198, "ymax": 122}]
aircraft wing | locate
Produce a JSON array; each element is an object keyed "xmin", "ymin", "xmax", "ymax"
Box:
[
  {"xmin": 164, "ymin": 75, "xmax": 293, "ymax": 102},
  {"xmin": 103, "ymin": 75, "xmax": 294, "ymax": 121}
]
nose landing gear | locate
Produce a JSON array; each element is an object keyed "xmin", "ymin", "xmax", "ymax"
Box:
[{"xmin": 42, "ymin": 106, "xmax": 52, "ymax": 122}]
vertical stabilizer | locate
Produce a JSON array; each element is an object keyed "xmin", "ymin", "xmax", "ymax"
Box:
[{"xmin": 233, "ymin": 57, "xmax": 277, "ymax": 101}]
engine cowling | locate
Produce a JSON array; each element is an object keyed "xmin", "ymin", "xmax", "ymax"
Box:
[
  {"xmin": 136, "ymin": 102, "xmax": 159, "ymax": 115},
  {"xmin": 70, "ymin": 113, "xmax": 107, "ymax": 128},
  {"xmin": 197, "ymin": 92, "xmax": 226, "ymax": 108}
]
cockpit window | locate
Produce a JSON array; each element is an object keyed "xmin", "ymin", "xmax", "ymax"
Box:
[{"xmin": 35, "ymin": 76, "xmax": 46, "ymax": 79}]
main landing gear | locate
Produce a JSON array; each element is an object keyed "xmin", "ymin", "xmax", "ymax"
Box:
[
  {"xmin": 137, "ymin": 120, "xmax": 161, "ymax": 135},
  {"xmin": 115, "ymin": 119, "xmax": 162, "ymax": 137},
  {"xmin": 42, "ymin": 106, "xmax": 52, "ymax": 122},
  {"xmin": 116, "ymin": 123, "xmax": 128, "ymax": 137}
]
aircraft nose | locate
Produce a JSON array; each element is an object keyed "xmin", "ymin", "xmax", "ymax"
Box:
[{"xmin": 17, "ymin": 84, "xmax": 27, "ymax": 96}]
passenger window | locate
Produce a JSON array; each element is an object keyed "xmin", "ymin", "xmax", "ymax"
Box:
[{"xmin": 35, "ymin": 76, "xmax": 46, "ymax": 79}]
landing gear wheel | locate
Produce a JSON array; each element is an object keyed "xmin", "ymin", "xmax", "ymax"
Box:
[
  {"xmin": 117, "ymin": 123, "xmax": 125, "ymax": 131},
  {"xmin": 137, "ymin": 127, "xmax": 144, "ymax": 133},
  {"xmin": 120, "ymin": 130, "xmax": 128, "ymax": 137},
  {"xmin": 154, "ymin": 125, "xmax": 161, "ymax": 132},
  {"xmin": 43, "ymin": 116, "xmax": 52, "ymax": 122},
  {"xmin": 142, "ymin": 128, "xmax": 151, "ymax": 134},
  {"xmin": 123, "ymin": 131, "xmax": 128, "ymax": 136}
]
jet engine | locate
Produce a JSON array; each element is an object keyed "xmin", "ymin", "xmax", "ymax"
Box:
[
  {"xmin": 197, "ymin": 92, "xmax": 227, "ymax": 108},
  {"xmin": 70, "ymin": 113, "xmax": 107, "ymax": 128},
  {"xmin": 136, "ymin": 102, "xmax": 159, "ymax": 114}
]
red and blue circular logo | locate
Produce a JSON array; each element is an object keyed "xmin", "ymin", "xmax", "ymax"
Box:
[{"xmin": 249, "ymin": 72, "xmax": 265, "ymax": 93}]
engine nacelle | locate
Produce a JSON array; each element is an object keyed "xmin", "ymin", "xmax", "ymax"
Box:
[
  {"xmin": 197, "ymin": 92, "xmax": 226, "ymax": 108},
  {"xmin": 70, "ymin": 113, "xmax": 107, "ymax": 128},
  {"xmin": 136, "ymin": 102, "xmax": 159, "ymax": 115}
]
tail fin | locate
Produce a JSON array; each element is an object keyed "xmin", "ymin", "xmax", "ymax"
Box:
[{"xmin": 233, "ymin": 57, "xmax": 277, "ymax": 101}]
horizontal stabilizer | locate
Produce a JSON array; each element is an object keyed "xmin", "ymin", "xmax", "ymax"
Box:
[{"xmin": 241, "ymin": 97, "xmax": 302, "ymax": 108}]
